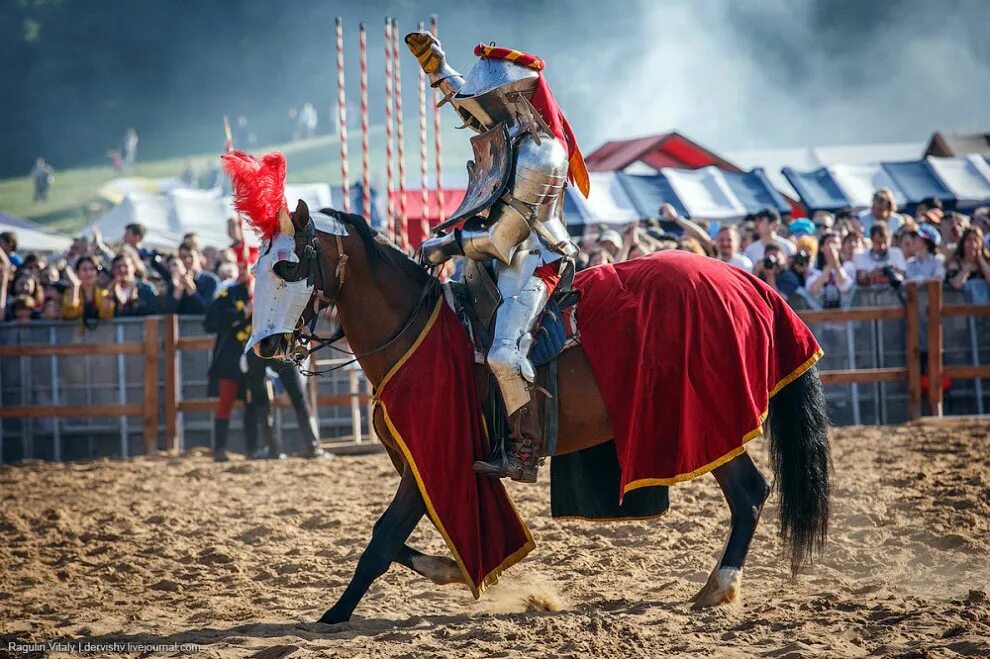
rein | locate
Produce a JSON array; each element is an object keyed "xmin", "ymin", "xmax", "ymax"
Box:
[{"xmin": 281, "ymin": 219, "xmax": 439, "ymax": 376}]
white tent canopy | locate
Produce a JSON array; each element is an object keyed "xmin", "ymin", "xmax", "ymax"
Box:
[
  {"xmin": 826, "ymin": 163, "xmax": 908, "ymax": 210},
  {"xmin": 926, "ymin": 155, "xmax": 990, "ymax": 207},
  {"xmin": 661, "ymin": 166, "xmax": 747, "ymax": 220},
  {"xmin": 88, "ymin": 183, "xmax": 334, "ymax": 250},
  {"xmin": 569, "ymin": 172, "xmax": 640, "ymax": 225},
  {"xmin": 0, "ymin": 221, "xmax": 72, "ymax": 253}
]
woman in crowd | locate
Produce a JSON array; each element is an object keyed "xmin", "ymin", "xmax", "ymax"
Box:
[
  {"xmin": 806, "ymin": 232, "xmax": 855, "ymax": 308},
  {"xmin": 946, "ymin": 227, "xmax": 990, "ymax": 303},
  {"xmin": 5, "ymin": 273, "xmax": 44, "ymax": 320},
  {"xmin": 203, "ymin": 264, "xmax": 280, "ymax": 462},
  {"xmin": 940, "ymin": 212, "xmax": 970, "ymax": 257},
  {"xmin": 109, "ymin": 253, "xmax": 159, "ymax": 316},
  {"xmin": 61, "ymin": 255, "xmax": 115, "ymax": 322},
  {"xmin": 840, "ymin": 231, "xmax": 864, "ymax": 265},
  {"xmin": 9, "ymin": 295, "xmax": 36, "ymax": 323}
]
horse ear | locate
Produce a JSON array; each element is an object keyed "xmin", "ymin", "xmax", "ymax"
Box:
[{"xmin": 292, "ymin": 199, "xmax": 311, "ymax": 232}]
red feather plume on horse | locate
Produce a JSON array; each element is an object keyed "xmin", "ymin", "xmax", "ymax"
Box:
[{"xmin": 221, "ymin": 150, "xmax": 287, "ymax": 241}]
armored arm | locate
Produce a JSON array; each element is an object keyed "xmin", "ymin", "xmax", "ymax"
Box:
[{"xmin": 405, "ymin": 32, "xmax": 483, "ymax": 132}]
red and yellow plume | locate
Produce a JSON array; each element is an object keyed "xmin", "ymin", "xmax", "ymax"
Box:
[
  {"xmin": 473, "ymin": 43, "xmax": 544, "ymax": 71},
  {"xmin": 472, "ymin": 43, "xmax": 590, "ymax": 198},
  {"xmin": 221, "ymin": 150, "xmax": 288, "ymax": 240}
]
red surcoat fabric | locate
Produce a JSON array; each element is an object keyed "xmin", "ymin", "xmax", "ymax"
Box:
[
  {"xmin": 573, "ymin": 251, "xmax": 822, "ymax": 498},
  {"xmin": 374, "ymin": 300, "xmax": 534, "ymax": 599}
]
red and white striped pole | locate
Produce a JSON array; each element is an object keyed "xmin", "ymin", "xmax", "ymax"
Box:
[
  {"xmin": 384, "ymin": 18, "xmax": 395, "ymax": 237},
  {"xmin": 359, "ymin": 22, "xmax": 371, "ymax": 220},
  {"xmin": 223, "ymin": 116, "xmax": 248, "ymax": 265},
  {"xmin": 430, "ymin": 15, "xmax": 445, "ymax": 225},
  {"xmin": 335, "ymin": 16, "xmax": 350, "ymax": 213},
  {"xmin": 392, "ymin": 18, "xmax": 408, "ymax": 250},
  {"xmin": 417, "ymin": 21, "xmax": 430, "ymax": 244},
  {"xmin": 223, "ymin": 115, "xmax": 234, "ymax": 153}
]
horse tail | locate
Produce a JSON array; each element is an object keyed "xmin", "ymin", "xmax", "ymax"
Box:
[{"xmin": 766, "ymin": 365, "xmax": 831, "ymax": 574}]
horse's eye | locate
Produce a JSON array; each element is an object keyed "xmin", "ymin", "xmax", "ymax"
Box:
[{"xmin": 273, "ymin": 260, "xmax": 302, "ymax": 281}]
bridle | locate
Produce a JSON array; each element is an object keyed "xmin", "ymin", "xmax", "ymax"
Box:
[{"xmin": 272, "ymin": 213, "xmax": 438, "ymax": 376}]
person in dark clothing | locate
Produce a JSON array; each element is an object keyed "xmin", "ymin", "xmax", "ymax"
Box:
[
  {"xmin": 203, "ymin": 267, "xmax": 282, "ymax": 462},
  {"xmin": 270, "ymin": 360, "xmax": 328, "ymax": 459},
  {"xmin": 31, "ymin": 157, "xmax": 54, "ymax": 201},
  {"xmin": 161, "ymin": 240, "xmax": 220, "ymax": 314},
  {"xmin": 109, "ymin": 253, "xmax": 159, "ymax": 316}
]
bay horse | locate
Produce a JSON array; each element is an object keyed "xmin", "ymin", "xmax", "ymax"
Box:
[{"xmin": 250, "ymin": 202, "xmax": 830, "ymax": 625}]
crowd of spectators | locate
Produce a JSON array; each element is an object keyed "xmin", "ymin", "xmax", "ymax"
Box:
[
  {"xmin": 0, "ymin": 220, "xmax": 251, "ymax": 325},
  {"xmin": 575, "ymin": 190, "xmax": 990, "ymax": 308},
  {"xmin": 3, "ymin": 187, "xmax": 990, "ymax": 325}
]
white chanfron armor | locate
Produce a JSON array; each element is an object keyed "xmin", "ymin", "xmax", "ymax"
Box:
[{"xmin": 412, "ymin": 35, "xmax": 577, "ymax": 416}]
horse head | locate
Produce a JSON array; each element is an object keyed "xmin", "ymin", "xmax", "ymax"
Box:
[{"xmin": 248, "ymin": 198, "xmax": 351, "ymax": 360}]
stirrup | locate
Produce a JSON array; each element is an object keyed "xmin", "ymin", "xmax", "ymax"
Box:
[{"xmin": 473, "ymin": 452, "xmax": 522, "ymax": 480}]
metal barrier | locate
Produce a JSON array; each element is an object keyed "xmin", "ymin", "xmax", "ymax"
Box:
[{"xmin": 798, "ymin": 280, "xmax": 990, "ymax": 423}]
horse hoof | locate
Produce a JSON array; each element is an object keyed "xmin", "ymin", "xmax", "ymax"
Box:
[
  {"xmin": 690, "ymin": 567, "xmax": 742, "ymax": 609},
  {"xmin": 410, "ymin": 554, "xmax": 465, "ymax": 586},
  {"xmin": 318, "ymin": 607, "xmax": 350, "ymax": 625}
]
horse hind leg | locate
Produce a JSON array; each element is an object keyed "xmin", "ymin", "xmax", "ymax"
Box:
[
  {"xmin": 691, "ymin": 450, "xmax": 771, "ymax": 609},
  {"xmin": 394, "ymin": 545, "xmax": 465, "ymax": 586}
]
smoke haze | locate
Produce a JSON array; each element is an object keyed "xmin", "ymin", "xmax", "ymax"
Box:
[{"xmin": 1, "ymin": 0, "xmax": 987, "ymax": 178}]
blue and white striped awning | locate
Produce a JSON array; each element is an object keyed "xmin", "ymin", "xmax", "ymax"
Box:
[
  {"xmin": 563, "ymin": 166, "xmax": 789, "ymax": 226},
  {"xmin": 783, "ymin": 155, "xmax": 990, "ymax": 213}
]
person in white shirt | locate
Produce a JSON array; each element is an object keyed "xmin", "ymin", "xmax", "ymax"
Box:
[
  {"xmin": 902, "ymin": 224, "xmax": 946, "ymax": 282},
  {"xmin": 715, "ymin": 224, "xmax": 753, "ymax": 270},
  {"xmin": 858, "ymin": 187, "xmax": 904, "ymax": 234},
  {"xmin": 743, "ymin": 208, "xmax": 796, "ymax": 270},
  {"xmin": 854, "ymin": 223, "xmax": 906, "ymax": 287},
  {"xmin": 806, "ymin": 233, "xmax": 856, "ymax": 308}
]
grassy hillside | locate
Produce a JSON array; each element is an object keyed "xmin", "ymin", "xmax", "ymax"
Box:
[{"xmin": 0, "ymin": 126, "xmax": 470, "ymax": 234}]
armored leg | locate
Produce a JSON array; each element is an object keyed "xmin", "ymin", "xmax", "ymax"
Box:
[{"xmin": 474, "ymin": 244, "xmax": 551, "ymax": 483}]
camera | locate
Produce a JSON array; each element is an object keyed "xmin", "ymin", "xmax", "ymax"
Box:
[
  {"xmin": 792, "ymin": 250, "xmax": 811, "ymax": 267},
  {"xmin": 882, "ymin": 265, "xmax": 904, "ymax": 290},
  {"xmin": 762, "ymin": 254, "xmax": 778, "ymax": 270}
]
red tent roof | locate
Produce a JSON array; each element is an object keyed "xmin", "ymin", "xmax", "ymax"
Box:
[
  {"xmin": 389, "ymin": 188, "xmax": 466, "ymax": 248},
  {"xmin": 585, "ymin": 131, "xmax": 741, "ymax": 173}
]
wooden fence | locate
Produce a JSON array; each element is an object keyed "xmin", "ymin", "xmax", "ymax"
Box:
[
  {"xmin": 0, "ymin": 286, "xmax": 987, "ymax": 458},
  {"xmin": 161, "ymin": 316, "xmax": 375, "ymax": 453},
  {"xmin": 0, "ymin": 317, "xmax": 160, "ymax": 453},
  {"xmin": 796, "ymin": 280, "xmax": 990, "ymax": 421}
]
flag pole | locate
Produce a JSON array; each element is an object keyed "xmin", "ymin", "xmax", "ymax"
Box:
[
  {"xmin": 384, "ymin": 18, "xmax": 395, "ymax": 240},
  {"xmin": 417, "ymin": 20, "xmax": 430, "ymax": 246},
  {"xmin": 335, "ymin": 16, "xmax": 351, "ymax": 213},
  {"xmin": 430, "ymin": 15, "xmax": 444, "ymax": 226},
  {"xmin": 359, "ymin": 22, "xmax": 371, "ymax": 220},
  {"xmin": 392, "ymin": 18, "xmax": 408, "ymax": 250}
]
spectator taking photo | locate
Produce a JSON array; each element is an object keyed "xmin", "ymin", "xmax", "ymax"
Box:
[
  {"xmin": 754, "ymin": 242, "xmax": 787, "ymax": 291},
  {"xmin": 744, "ymin": 208, "xmax": 796, "ymax": 270},
  {"xmin": 854, "ymin": 223, "xmax": 906, "ymax": 289},
  {"xmin": 806, "ymin": 232, "xmax": 855, "ymax": 308}
]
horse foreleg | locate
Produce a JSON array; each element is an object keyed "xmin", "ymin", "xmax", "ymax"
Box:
[
  {"xmin": 691, "ymin": 451, "xmax": 771, "ymax": 609},
  {"xmin": 365, "ymin": 498, "xmax": 462, "ymax": 587},
  {"xmin": 318, "ymin": 467, "xmax": 425, "ymax": 624}
]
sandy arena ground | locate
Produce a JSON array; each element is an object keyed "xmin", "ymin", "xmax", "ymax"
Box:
[{"xmin": 1, "ymin": 422, "xmax": 989, "ymax": 658}]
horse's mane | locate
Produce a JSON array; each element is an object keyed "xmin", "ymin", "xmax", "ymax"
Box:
[{"xmin": 322, "ymin": 208, "xmax": 428, "ymax": 284}]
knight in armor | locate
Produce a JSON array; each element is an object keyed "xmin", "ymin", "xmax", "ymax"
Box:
[{"xmin": 406, "ymin": 33, "xmax": 591, "ymax": 483}]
